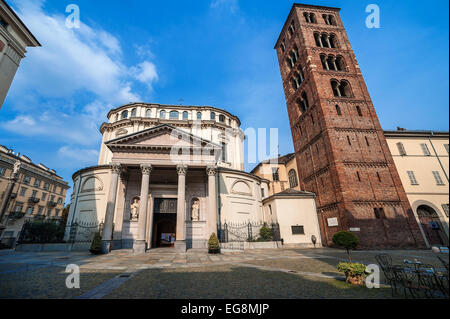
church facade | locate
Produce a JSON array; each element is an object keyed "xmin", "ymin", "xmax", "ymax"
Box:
[{"xmin": 65, "ymin": 103, "xmax": 321, "ymax": 253}]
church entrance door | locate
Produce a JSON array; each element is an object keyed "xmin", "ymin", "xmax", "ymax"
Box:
[{"xmin": 152, "ymin": 198, "xmax": 177, "ymax": 248}]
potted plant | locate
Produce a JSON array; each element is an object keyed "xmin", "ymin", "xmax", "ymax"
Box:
[
  {"xmin": 89, "ymin": 232, "xmax": 103, "ymax": 255},
  {"xmin": 337, "ymin": 262, "xmax": 367, "ymax": 285},
  {"xmin": 208, "ymin": 233, "xmax": 220, "ymax": 254},
  {"xmin": 332, "ymin": 231, "xmax": 366, "ymax": 285}
]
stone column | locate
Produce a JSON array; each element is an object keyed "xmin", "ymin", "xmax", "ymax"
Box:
[
  {"xmin": 101, "ymin": 163, "xmax": 121, "ymax": 254},
  {"xmin": 134, "ymin": 164, "xmax": 152, "ymax": 253},
  {"xmin": 206, "ymin": 165, "xmax": 218, "ymax": 237},
  {"xmin": 175, "ymin": 164, "xmax": 188, "ymax": 252},
  {"xmin": 0, "ymin": 161, "xmax": 21, "ymax": 227}
]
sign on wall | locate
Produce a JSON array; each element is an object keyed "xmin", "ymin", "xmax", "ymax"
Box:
[{"xmin": 327, "ymin": 217, "xmax": 338, "ymax": 227}]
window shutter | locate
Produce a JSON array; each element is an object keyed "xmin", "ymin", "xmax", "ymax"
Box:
[
  {"xmin": 396, "ymin": 142, "xmax": 406, "ymax": 156},
  {"xmin": 420, "ymin": 143, "xmax": 431, "ymax": 156},
  {"xmin": 432, "ymin": 171, "xmax": 444, "ymax": 185},
  {"xmin": 407, "ymin": 171, "xmax": 418, "ymax": 185}
]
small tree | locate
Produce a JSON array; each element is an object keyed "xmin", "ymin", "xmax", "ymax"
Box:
[
  {"xmin": 208, "ymin": 233, "xmax": 220, "ymax": 254},
  {"xmin": 332, "ymin": 231, "xmax": 359, "ymax": 263},
  {"xmin": 89, "ymin": 232, "xmax": 102, "ymax": 255}
]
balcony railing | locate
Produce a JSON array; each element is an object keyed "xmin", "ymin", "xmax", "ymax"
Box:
[
  {"xmin": 47, "ymin": 201, "xmax": 57, "ymax": 207},
  {"xmin": 28, "ymin": 197, "xmax": 40, "ymax": 204}
]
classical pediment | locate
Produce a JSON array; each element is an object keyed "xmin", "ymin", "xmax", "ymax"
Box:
[{"xmin": 105, "ymin": 124, "xmax": 221, "ymax": 153}]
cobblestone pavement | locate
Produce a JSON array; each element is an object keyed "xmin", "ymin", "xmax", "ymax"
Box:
[{"xmin": 0, "ymin": 248, "xmax": 447, "ymax": 299}]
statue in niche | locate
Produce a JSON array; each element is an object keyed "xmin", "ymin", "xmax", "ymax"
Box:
[
  {"xmin": 191, "ymin": 199, "xmax": 200, "ymax": 221},
  {"xmin": 130, "ymin": 198, "xmax": 140, "ymax": 221}
]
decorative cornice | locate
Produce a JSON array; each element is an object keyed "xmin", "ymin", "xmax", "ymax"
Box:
[
  {"xmin": 303, "ymin": 165, "xmax": 330, "ymax": 183},
  {"xmin": 352, "ymin": 200, "xmax": 402, "ymax": 207},
  {"xmin": 343, "ymin": 161, "xmax": 388, "ymax": 168},
  {"xmin": 110, "ymin": 163, "xmax": 121, "ymax": 174}
]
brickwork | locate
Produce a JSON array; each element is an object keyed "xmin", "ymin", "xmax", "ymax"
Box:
[{"xmin": 275, "ymin": 4, "xmax": 425, "ymax": 248}]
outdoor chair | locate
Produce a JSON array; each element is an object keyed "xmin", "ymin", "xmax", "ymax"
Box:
[{"xmin": 375, "ymin": 254, "xmax": 404, "ymax": 297}]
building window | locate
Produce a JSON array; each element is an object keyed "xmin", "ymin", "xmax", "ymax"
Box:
[
  {"xmin": 331, "ymin": 80, "xmax": 351, "ymax": 97},
  {"xmin": 432, "ymin": 171, "xmax": 445, "ymax": 185},
  {"xmin": 121, "ymin": 110, "xmax": 128, "ymax": 119},
  {"xmin": 288, "ymin": 169, "xmax": 298, "ymax": 188},
  {"xmin": 0, "ymin": 16, "xmax": 9, "ymax": 28},
  {"xmin": 20, "ymin": 187, "xmax": 27, "ymax": 197},
  {"xmin": 159, "ymin": 110, "xmax": 166, "ymax": 119},
  {"xmin": 297, "ymin": 92, "xmax": 309, "ymax": 115},
  {"xmin": 365, "ymin": 136, "xmax": 370, "ymax": 147},
  {"xmin": 261, "ymin": 188, "xmax": 265, "ymax": 198},
  {"xmin": 347, "ymin": 136, "xmax": 352, "ymax": 146},
  {"xmin": 219, "ymin": 115, "xmax": 226, "ymax": 123},
  {"xmin": 210, "ymin": 112, "xmax": 216, "ymax": 120},
  {"xmin": 335, "ymin": 104, "xmax": 342, "ymax": 116},
  {"xmin": 169, "ymin": 111, "xmax": 179, "ymax": 119},
  {"xmin": 323, "ymin": 14, "xmax": 336, "ymax": 26},
  {"xmin": 31, "ymin": 190, "xmax": 38, "ymax": 199},
  {"xmin": 14, "ymin": 203, "xmax": 23, "ymax": 213},
  {"xmin": 34, "ymin": 179, "xmax": 40, "ymax": 188},
  {"xmin": 197, "ymin": 112, "xmax": 202, "ymax": 120},
  {"xmin": 131, "ymin": 108, "xmax": 137, "ymax": 117},
  {"xmin": 26, "ymin": 207, "xmax": 34, "ymax": 215},
  {"xmin": 38, "ymin": 206, "xmax": 43, "ymax": 215},
  {"xmin": 407, "ymin": 171, "xmax": 418, "ymax": 185},
  {"xmin": 376, "ymin": 172, "xmax": 382, "ymax": 182},
  {"xmin": 374, "ymin": 207, "xmax": 385, "ymax": 219},
  {"xmin": 0, "ymin": 167, "xmax": 5, "ymax": 177},
  {"xmin": 304, "ymin": 12, "xmax": 317, "ymax": 24},
  {"xmin": 183, "ymin": 111, "xmax": 189, "ymax": 120},
  {"xmin": 444, "ymin": 144, "xmax": 449, "ymax": 154},
  {"xmin": 43, "ymin": 182, "xmax": 49, "ymax": 191},
  {"xmin": 280, "ymin": 41, "xmax": 285, "ymax": 52},
  {"xmin": 356, "ymin": 171, "xmax": 361, "ymax": 182},
  {"xmin": 396, "ymin": 142, "xmax": 407, "ymax": 156},
  {"xmin": 42, "ymin": 193, "xmax": 47, "ymax": 201},
  {"xmin": 272, "ymin": 168, "xmax": 280, "ymax": 182},
  {"xmin": 442, "ymin": 204, "xmax": 449, "ymax": 217},
  {"xmin": 356, "ymin": 106, "xmax": 363, "ymax": 116},
  {"xmin": 221, "ymin": 143, "xmax": 227, "ymax": 162},
  {"xmin": 292, "ymin": 226, "xmax": 305, "ymax": 235},
  {"xmin": 420, "ymin": 143, "xmax": 431, "ymax": 156},
  {"xmin": 146, "ymin": 109, "xmax": 152, "ymax": 117},
  {"xmin": 23, "ymin": 176, "xmax": 31, "ymax": 185},
  {"xmin": 55, "ymin": 209, "xmax": 61, "ymax": 217}
]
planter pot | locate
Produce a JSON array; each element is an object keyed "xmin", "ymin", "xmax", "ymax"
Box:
[
  {"xmin": 346, "ymin": 275, "xmax": 365, "ymax": 286},
  {"xmin": 208, "ymin": 248, "xmax": 221, "ymax": 254}
]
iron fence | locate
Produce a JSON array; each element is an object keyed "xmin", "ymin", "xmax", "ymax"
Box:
[
  {"xmin": 65, "ymin": 220, "xmax": 105, "ymax": 243},
  {"xmin": 218, "ymin": 221, "xmax": 281, "ymax": 243}
]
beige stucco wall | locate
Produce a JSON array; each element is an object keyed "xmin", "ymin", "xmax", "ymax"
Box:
[
  {"xmin": 252, "ymin": 155, "xmax": 300, "ymax": 196},
  {"xmin": 386, "ymin": 133, "xmax": 449, "ymax": 246},
  {"xmin": 263, "ymin": 195, "xmax": 321, "ymax": 247}
]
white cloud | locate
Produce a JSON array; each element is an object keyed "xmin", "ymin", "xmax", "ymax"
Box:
[
  {"xmin": 131, "ymin": 61, "xmax": 159, "ymax": 86},
  {"xmin": 2, "ymin": 0, "xmax": 159, "ymax": 147},
  {"xmin": 57, "ymin": 146, "xmax": 99, "ymax": 166},
  {"xmin": 210, "ymin": 0, "xmax": 239, "ymax": 13}
]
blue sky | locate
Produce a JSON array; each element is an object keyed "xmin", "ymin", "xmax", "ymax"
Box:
[{"xmin": 0, "ymin": 0, "xmax": 448, "ymax": 201}]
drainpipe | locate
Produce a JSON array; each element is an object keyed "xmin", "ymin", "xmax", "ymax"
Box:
[{"xmin": 429, "ymin": 132, "xmax": 449, "ymax": 182}]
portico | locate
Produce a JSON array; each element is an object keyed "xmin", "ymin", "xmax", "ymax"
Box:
[{"xmin": 97, "ymin": 124, "xmax": 221, "ymax": 253}]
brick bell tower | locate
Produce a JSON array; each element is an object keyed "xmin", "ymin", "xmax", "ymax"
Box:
[{"xmin": 274, "ymin": 3, "xmax": 425, "ymax": 248}]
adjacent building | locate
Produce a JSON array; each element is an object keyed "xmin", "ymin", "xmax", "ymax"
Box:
[
  {"xmin": 274, "ymin": 3, "xmax": 425, "ymax": 248},
  {"xmin": 66, "ymin": 103, "xmax": 322, "ymax": 253},
  {"xmin": 0, "ymin": 145, "xmax": 69, "ymax": 246},
  {"xmin": 0, "ymin": 0, "xmax": 40, "ymax": 108},
  {"xmin": 250, "ymin": 153, "xmax": 300, "ymax": 196},
  {"xmin": 385, "ymin": 129, "xmax": 449, "ymax": 247}
]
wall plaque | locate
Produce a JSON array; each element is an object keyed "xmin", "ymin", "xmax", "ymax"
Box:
[{"xmin": 327, "ymin": 217, "xmax": 338, "ymax": 227}]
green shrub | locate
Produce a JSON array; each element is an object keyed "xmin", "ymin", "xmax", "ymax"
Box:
[
  {"xmin": 337, "ymin": 262, "xmax": 367, "ymax": 285},
  {"xmin": 21, "ymin": 221, "xmax": 64, "ymax": 243},
  {"xmin": 332, "ymin": 231, "xmax": 359, "ymax": 263},
  {"xmin": 208, "ymin": 233, "xmax": 220, "ymax": 253},
  {"xmin": 259, "ymin": 226, "xmax": 273, "ymax": 242},
  {"xmin": 89, "ymin": 232, "xmax": 102, "ymax": 255}
]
